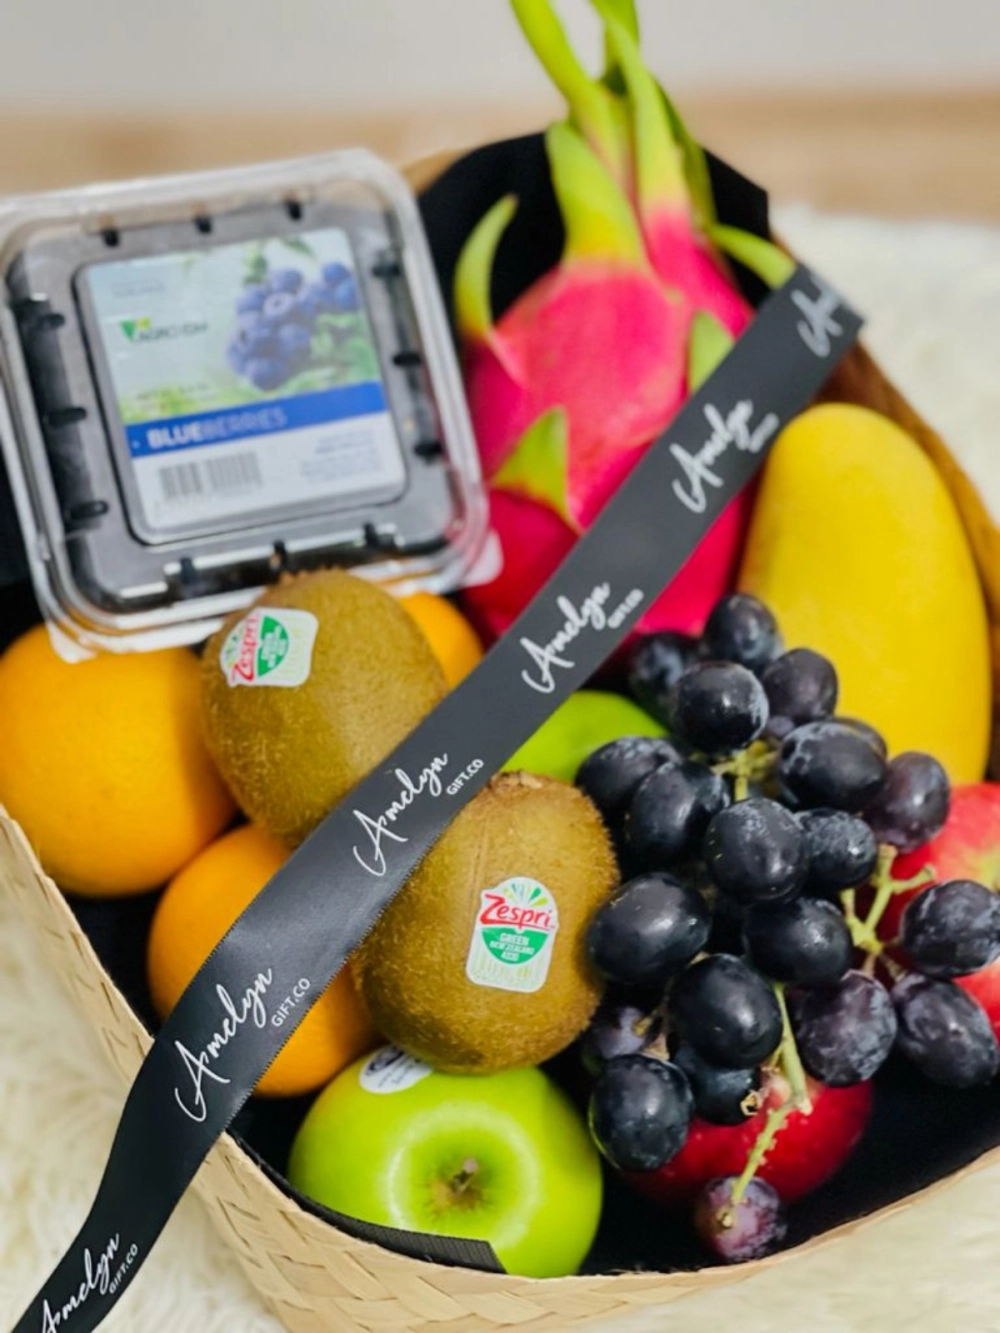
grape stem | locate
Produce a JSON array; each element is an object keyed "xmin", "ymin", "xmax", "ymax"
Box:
[
  {"xmin": 843, "ymin": 848, "xmax": 937, "ymax": 962},
  {"xmin": 729, "ymin": 983, "xmax": 807, "ymax": 1211},
  {"xmin": 712, "ymin": 740, "xmax": 777, "ymax": 802},
  {"xmin": 725, "ymin": 1102, "xmax": 793, "ymax": 1216}
]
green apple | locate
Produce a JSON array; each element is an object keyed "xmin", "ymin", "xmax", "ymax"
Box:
[
  {"xmin": 504, "ymin": 689, "xmax": 664, "ymax": 784},
  {"xmin": 287, "ymin": 1045, "xmax": 602, "ymax": 1278}
]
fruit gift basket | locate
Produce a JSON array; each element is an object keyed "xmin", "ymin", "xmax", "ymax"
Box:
[{"xmin": 5, "ymin": 3, "xmax": 1000, "ymax": 1332}]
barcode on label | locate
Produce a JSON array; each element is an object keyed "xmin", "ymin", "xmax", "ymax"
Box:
[{"xmin": 159, "ymin": 453, "xmax": 263, "ymax": 503}]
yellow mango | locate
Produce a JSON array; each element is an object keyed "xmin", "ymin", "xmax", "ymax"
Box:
[{"xmin": 739, "ymin": 403, "xmax": 991, "ymax": 782}]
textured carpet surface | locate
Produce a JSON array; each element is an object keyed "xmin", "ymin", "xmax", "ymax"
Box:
[{"xmin": 2, "ymin": 208, "xmax": 999, "ymax": 1333}]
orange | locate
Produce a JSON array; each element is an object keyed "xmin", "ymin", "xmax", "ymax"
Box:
[
  {"xmin": 0, "ymin": 626, "xmax": 235, "ymax": 896},
  {"xmin": 148, "ymin": 823, "xmax": 379, "ymax": 1097},
  {"xmin": 401, "ymin": 592, "xmax": 483, "ymax": 688}
]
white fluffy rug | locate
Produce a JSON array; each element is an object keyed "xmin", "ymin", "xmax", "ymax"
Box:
[{"xmin": 2, "ymin": 207, "xmax": 1000, "ymax": 1333}]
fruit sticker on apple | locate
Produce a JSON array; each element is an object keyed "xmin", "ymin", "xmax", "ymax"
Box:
[
  {"xmin": 465, "ymin": 877, "xmax": 560, "ymax": 993},
  {"xmin": 357, "ymin": 1045, "xmax": 433, "ymax": 1095}
]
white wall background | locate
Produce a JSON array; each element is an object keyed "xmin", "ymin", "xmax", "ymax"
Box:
[{"xmin": 0, "ymin": 0, "xmax": 996, "ymax": 111}]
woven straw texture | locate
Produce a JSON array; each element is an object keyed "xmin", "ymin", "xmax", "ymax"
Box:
[{"xmin": 2, "ymin": 147, "xmax": 999, "ymax": 1331}]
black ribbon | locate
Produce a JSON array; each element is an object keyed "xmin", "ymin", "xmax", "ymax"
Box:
[{"xmin": 15, "ymin": 267, "xmax": 861, "ymax": 1333}]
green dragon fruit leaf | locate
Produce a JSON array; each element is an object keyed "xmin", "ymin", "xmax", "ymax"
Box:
[
  {"xmin": 546, "ymin": 122, "xmax": 647, "ymax": 267},
  {"xmin": 492, "ymin": 407, "xmax": 580, "ymax": 531},
  {"xmin": 708, "ymin": 224, "xmax": 798, "ymax": 289},
  {"xmin": 597, "ymin": 0, "xmax": 639, "ymax": 87},
  {"xmin": 605, "ymin": 13, "xmax": 689, "ymax": 219},
  {"xmin": 688, "ymin": 310, "xmax": 736, "ymax": 391},
  {"xmin": 510, "ymin": 0, "xmax": 630, "ymax": 187},
  {"xmin": 454, "ymin": 194, "xmax": 519, "ymax": 348}
]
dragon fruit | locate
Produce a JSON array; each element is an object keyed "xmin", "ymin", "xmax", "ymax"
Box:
[
  {"xmin": 456, "ymin": 0, "xmax": 792, "ymax": 643},
  {"xmin": 456, "ymin": 121, "xmax": 688, "ymax": 525}
]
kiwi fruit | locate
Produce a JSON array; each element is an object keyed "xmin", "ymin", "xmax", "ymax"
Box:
[
  {"xmin": 352, "ymin": 772, "xmax": 618, "ymax": 1073},
  {"xmin": 201, "ymin": 570, "xmax": 446, "ymax": 846}
]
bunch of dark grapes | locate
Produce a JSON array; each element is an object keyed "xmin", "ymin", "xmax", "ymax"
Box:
[
  {"xmin": 576, "ymin": 593, "xmax": 1000, "ymax": 1263},
  {"xmin": 227, "ymin": 261, "xmax": 361, "ymax": 392}
]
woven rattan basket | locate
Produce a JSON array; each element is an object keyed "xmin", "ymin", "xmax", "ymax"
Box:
[{"xmin": 4, "ymin": 143, "xmax": 1000, "ymax": 1333}]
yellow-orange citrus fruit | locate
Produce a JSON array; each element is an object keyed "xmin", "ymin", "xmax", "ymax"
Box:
[
  {"xmin": 148, "ymin": 823, "xmax": 379, "ymax": 1097},
  {"xmin": 401, "ymin": 592, "xmax": 483, "ymax": 688},
  {"xmin": 0, "ymin": 626, "xmax": 235, "ymax": 896}
]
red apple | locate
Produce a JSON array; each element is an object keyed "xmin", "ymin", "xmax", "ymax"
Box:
[
  {"xmin": 624, "ymin": 1075, "xmax": 873, "ymax": 1208},
  {"xmin": 877, "ymin": 784, "xmax": 1000, "ymax": 1037}
]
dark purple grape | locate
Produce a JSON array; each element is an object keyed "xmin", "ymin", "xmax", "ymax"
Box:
[
  {"xmin": 761, "ymin": 648, "xmax": 838, "ymax": 736},
  {"xmin": 695, "ymin": 1176, "xmax": 787, "ymax": 1263},
  {"xmin": 864, "ymin": 752, "xmax": 950, "ymax": 852},
  {"xmin": 703, "ymin": 798, "xmax": 807, "ymax": 906},
  {"xmin": 576, "ymin": 737, "xmax": 682, "ymax": 828},
  {"xmin": 892, "ymin": 974, "xmax": 1000, "ymax": 1087},
  {"xmin": 673, "ymin": 1045, "xmax": 762, "ymax": 1125},
  {"xmin": 627, "ymin": 632, "xmax": 698, "ymax": 723},
  {"xmin": 588, "ymin": 1055, "xmax": 693, "ymax": 1171},
  {"xmin": 798, "ymin": 809, "xmax": 878, "ymax": 898},
  {"xmin": 744, "ymin": 898, "xmax": 853, "ymax": 986},
  {"xmin": 580, "ymin": 1003, "xmax": 652, "ymax": 1075},
  {"xmin": 587, "ymin": 874, "xmax": 711, "ymax": 988},
  {"xmin": 626, "ymin": 760, "xmax": 730, "ymax": 869},
  {"xmin": 701, "ymin": 594, "xmax": 782, "ymax": 673},
  {"xmin": 267, "ymin": 267, "xmax": 304, "ymax": 295},
  {"xmin": 779, "ymin": 721, "xmax": 887, "ymax": 812},
  {"xmin": 236, "ymin": 283, "xmax": 267, "ymax": 314},
  {"xmin": 836, "ymin": 717, "xmax": 888, "ymax": 760},
  {"xmin": 669, "ymin": 661, "xmax": 769, "ymax": 757},
  {"xmin": 900, "ymin": 880, "xmax": 1000, "ymax": 978},
  {"xmin": 672, "ymin": 954, "xmax": 783, "ymax": 1068},
  {"xmin": 788, "ymin": 971, "xmax": 896, "ymax": 1085}
]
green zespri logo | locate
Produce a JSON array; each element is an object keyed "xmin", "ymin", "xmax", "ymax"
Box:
[
  {"xmin": 221, "ymin": 608, "xmax": 318, "ymax": 688},
  {"xmin": 118, "ymin": 315, "xmax": 208, "ymax": 343},
  {"xmin": 465, "ymin": 878, "xmax": 559, "ymax": 993},
  {"xmin": 119, "ymin": 317, "xmax": 152, "ymax": 342}
]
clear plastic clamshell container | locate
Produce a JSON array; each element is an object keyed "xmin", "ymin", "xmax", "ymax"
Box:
[{"xmin": 0, "ymin": 151, "xmax": 488, "ymax": 656}]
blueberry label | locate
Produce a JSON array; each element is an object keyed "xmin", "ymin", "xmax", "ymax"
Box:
[
  {"xmin": 220, "ymin": 608, "xmax": 317, "ymax": 687},
  {"xmin": 465, "ymin": 878, "xmax": 559, "ymax": 993},
  {"xmin": 81, "ymin": 227, "xmax": 405, "ymax": 538},
  {"xmin": 358, "ymin": 1045, "xmax": 432, "ymax": 1094}
]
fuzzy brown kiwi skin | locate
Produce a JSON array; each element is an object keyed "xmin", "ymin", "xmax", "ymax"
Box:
[
  {"xmin": 352, "ymin": 772, "xmax": 619, "ymax": 1074},
  {"xmin": 200, "ymin": 570, "xmax": 446, "ymax": 848}
]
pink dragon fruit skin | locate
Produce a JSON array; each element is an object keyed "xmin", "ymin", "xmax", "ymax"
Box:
[
  {"xmin": 464, "ymin": 260, "xmax": 689, "ymax": 521},
  {"xmin": 456, "ymin": 124, "xmax": 689, "ymax": 515}
]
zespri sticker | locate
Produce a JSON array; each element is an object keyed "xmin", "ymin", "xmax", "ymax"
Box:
[
  {"xmin": 221, "ymin": 608, "xmax": 318, "ymax": 687},
  {"xmin": 465, "ymin": 877, "xmax": 559, "ymax": 994}
]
